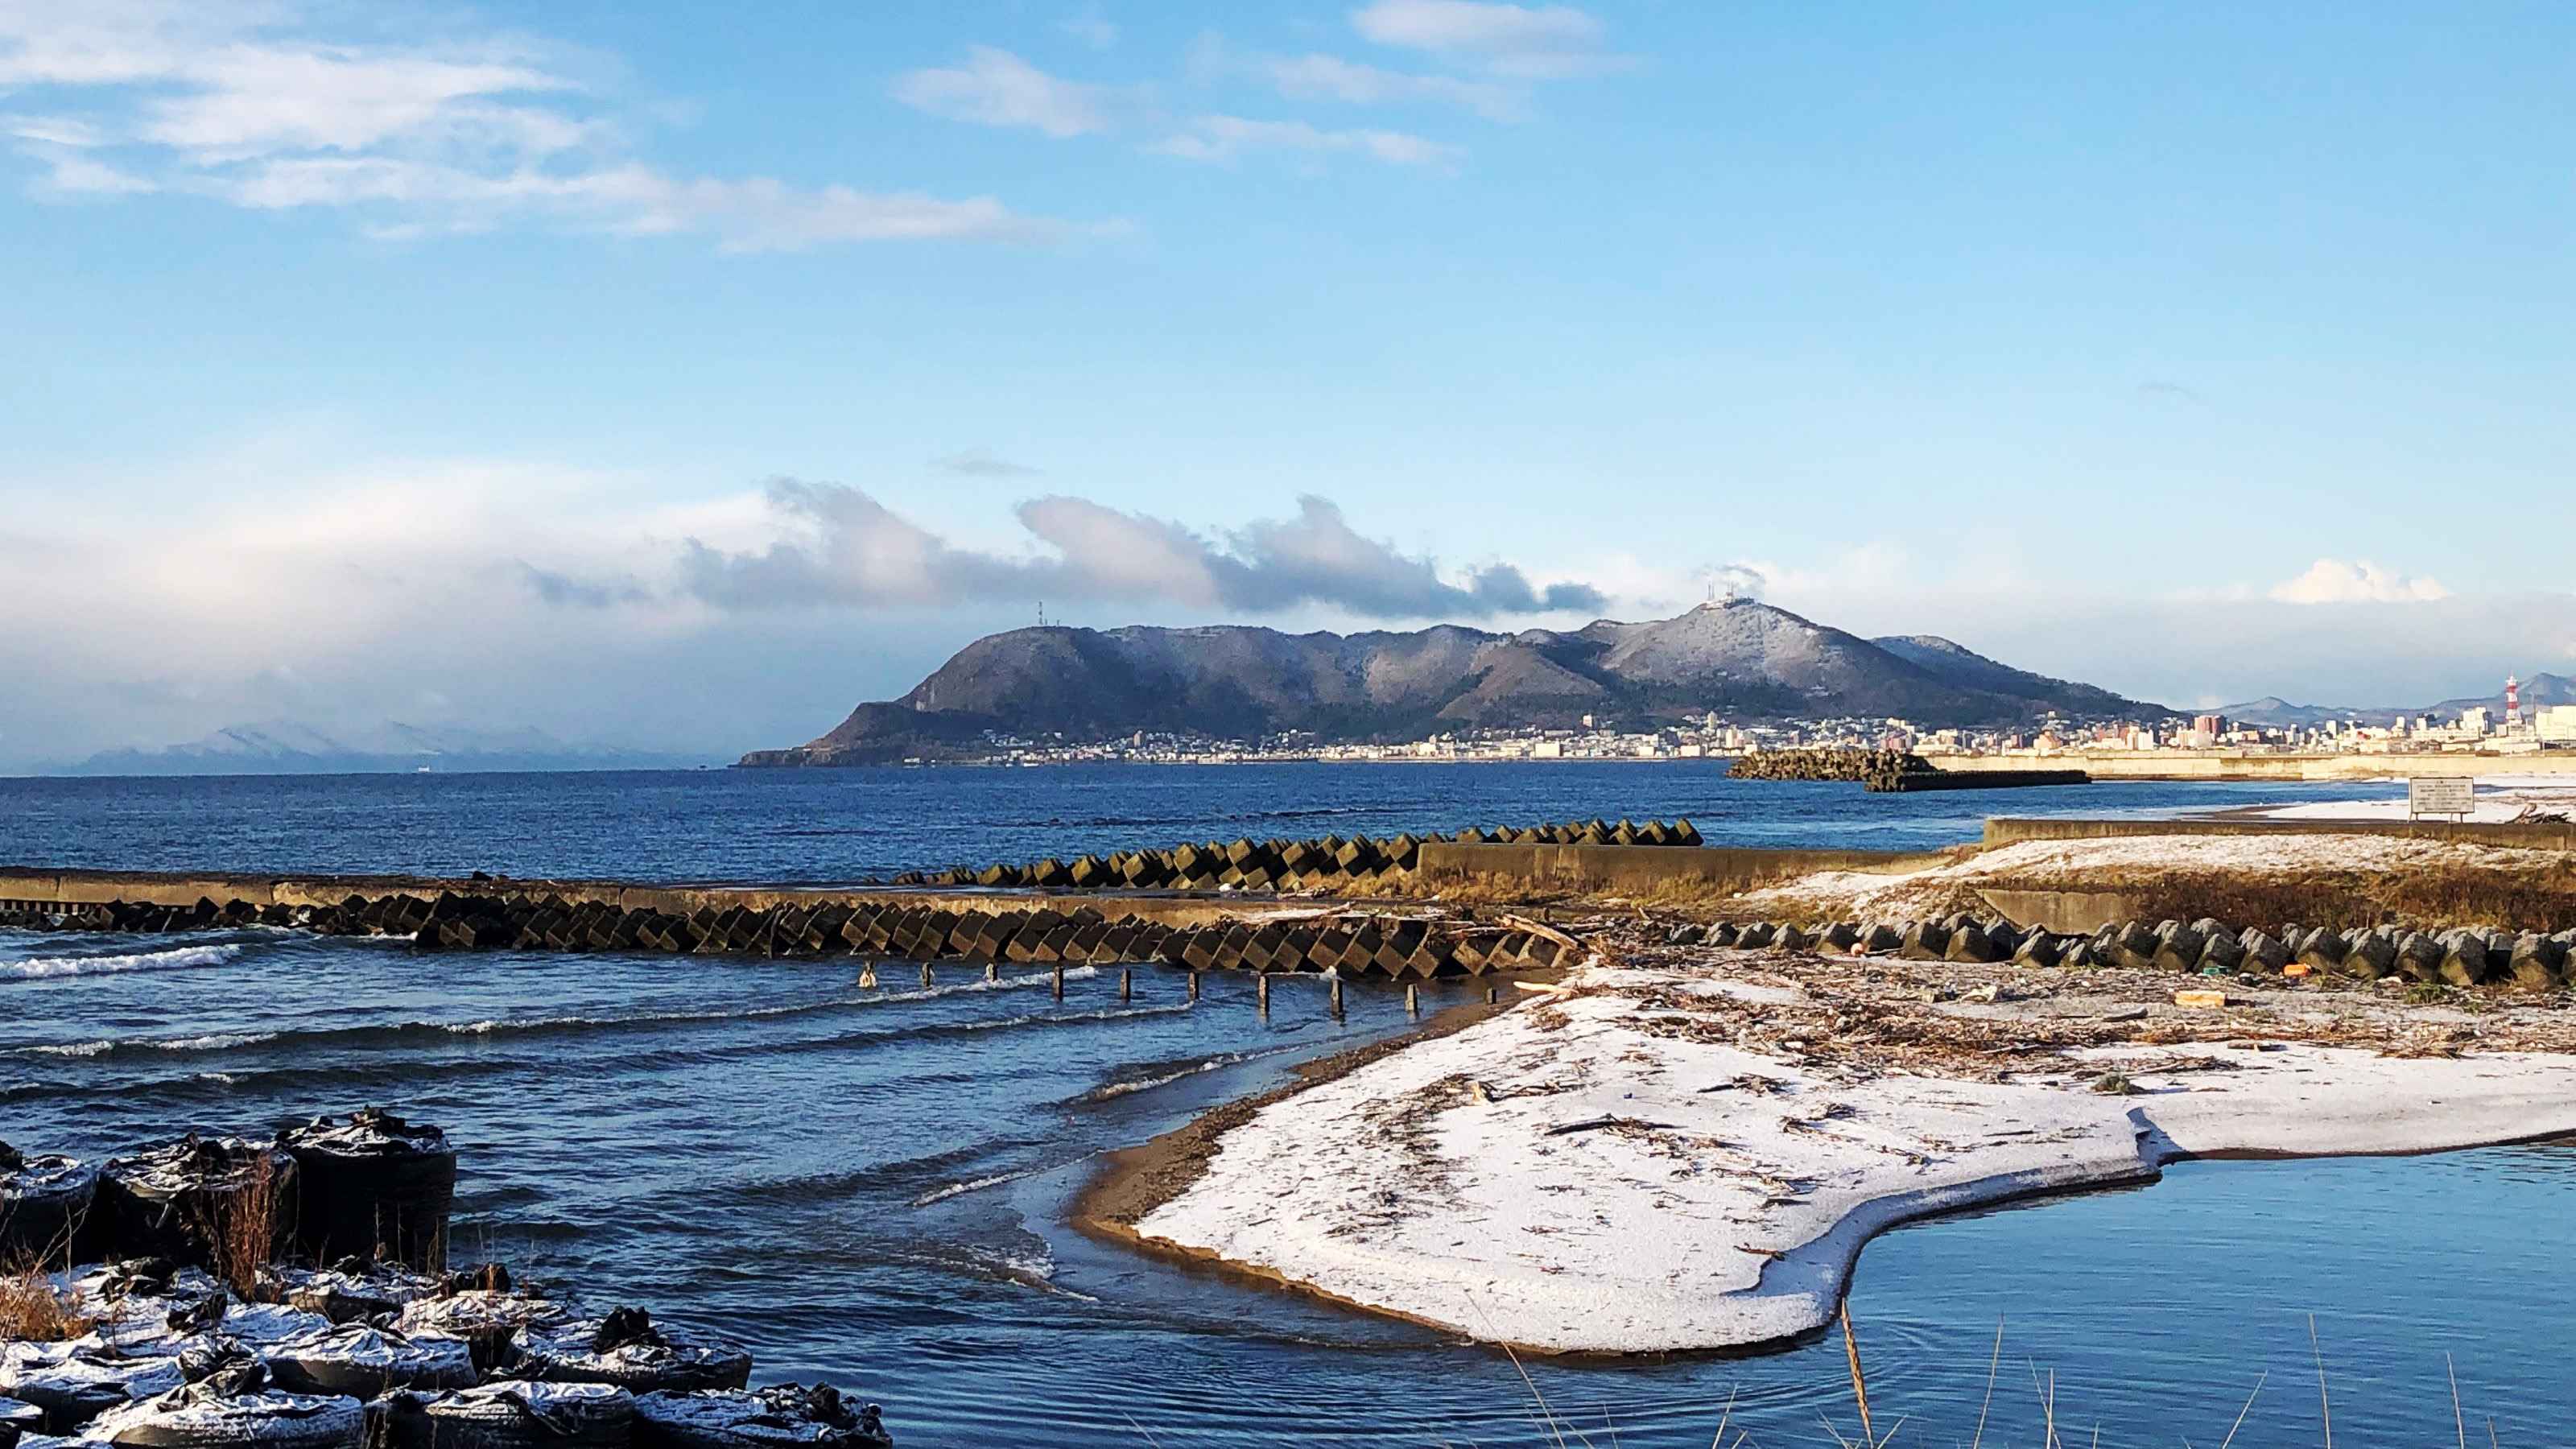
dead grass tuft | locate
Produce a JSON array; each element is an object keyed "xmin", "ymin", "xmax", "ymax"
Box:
[
  {"xmin": 0, "ymin": 1262, "xmax": 95, "ymax": 1341},
  {"xmin": 186, "ymin": 1151, "xmax": 291, "ymax": 1300}
]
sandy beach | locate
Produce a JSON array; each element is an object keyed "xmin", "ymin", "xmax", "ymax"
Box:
[{"xmin": 1096, "ymin": 942, "xmax": 2576, "ymax": 1354}]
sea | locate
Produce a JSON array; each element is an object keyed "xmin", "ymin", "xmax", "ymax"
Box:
[{"xmin": 5, "ymin": 763, "xmax": 2569, "ymax": 1448}]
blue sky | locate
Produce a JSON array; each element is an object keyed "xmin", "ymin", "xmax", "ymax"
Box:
[{"xmin": 2, "ymin": 1, "xmax": 2570, "ymax": 766}]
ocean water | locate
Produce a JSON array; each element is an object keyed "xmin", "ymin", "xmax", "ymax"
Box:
[{"xmin": 6, "ymin": 764, "xmax": 2556, "ymax": 1449}]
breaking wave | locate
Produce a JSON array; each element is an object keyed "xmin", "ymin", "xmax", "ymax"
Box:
[
  {"xmin": 1076, "ymin": 1046, "xmax": 1293, "ymax": 1102},
  {"xmin": 2, "ymin": 943, "xmax": 243, "ymax": 980}
]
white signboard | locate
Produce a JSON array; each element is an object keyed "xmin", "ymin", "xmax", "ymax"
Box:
[{"xmin": 2408, "ymin": 776, "xmax": 2474, "ymax": 820}]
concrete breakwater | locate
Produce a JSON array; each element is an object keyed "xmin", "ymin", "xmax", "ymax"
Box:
[
  {"xmin": 1726, "ymin": 746, "xmax": 1931, "ymax": 786},
  {"xmin": 1872, "ymin": 768, "xmax": 2089, "ymax": 792},
  {"xmin": 876, "ymin": 819, "xmax": 1703, "ymax": 893},
  {"xmin": 1664, "ymin": 910, "xmax": 2576, "ymax": 987},
  {"xmin": 1726, "ymin": 747, "xmax": 2087, "ymax": 792},
  {"xmin": 0, "ymin": 873, "xmax": 1577, "ymax": 980}
]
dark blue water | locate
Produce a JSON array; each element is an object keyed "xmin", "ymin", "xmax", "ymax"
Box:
[
  {"xmin": 0, "ymin": 763, "xmax": 2404, "ymax": 880},
  {"xmin": 4, "ymin": 766, "xmax": 2550, "ymax": 1449}
]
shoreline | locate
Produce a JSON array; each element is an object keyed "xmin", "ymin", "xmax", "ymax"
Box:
[
  {"xmin": 1087, "ymin": 945, "xmax": 2576, "ymax": 1356},
  {"xmin": 1070, "ymin": 988, "xmax": 1525, "ymax": 1245}
]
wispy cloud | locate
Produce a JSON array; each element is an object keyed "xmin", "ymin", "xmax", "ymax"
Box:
[
  {"xmin": 1058, "ymin": 7, "xmax": 1120, "ymax": 51},
  {"xmin": 0, "ymin": 1, "xmax": 1084, "ymax": 246},
  {"xmin": 1260, "ymin": 52, "xmax": 1525, "ymax": 121},
  {"xmin": 512, "ymin": 560, "xmax": 650, "ymax": 609},
  {"xmin": 1351, "ymin": 1, "xmax": 1629, "ymax": 79},
  {"xmin": 1151, "ymin": 115, "xmax": 1462, "ymax": 169},
  {"xmin": 682, "ymin": 482, "xmax": 1603, "ymax": 618},
  {"xmin": 2271, "ymin": 559, "xmax": 2453, "ymax": 605},
  {"xmin": 892, "ymin": 45, "xmax": 1140, "ymax": 138},
  {"xmin": 933, "ymin": 447, "xmax": 1042, "ymax": 477}
]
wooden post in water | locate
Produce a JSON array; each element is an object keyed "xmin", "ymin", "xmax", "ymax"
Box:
[
  {"xmin": 1257, "ymin": 972, "xmax": 1271, "ymax": 1016},
  {"xmin": 920, "ymin": 963, "xmax": 934, "ymax": 989},
  {"xmin": 1329, "ymin": 974, "xmax": 1344, "ymax": 1018},
  {"xmin": 1406, "ymin": 983, "xmax": 1419, "ymax": 1017},
  {"xmin": 1487, "ymin": 986, "xmax": 1498, "ymax": 1004},
  {"xmin": 1052, "ymin": 964, "xmax": 1065, "ymax": 1000},
  {"xmin": 1187, "ymin": 972, "xmax": 1200, "ymax": 1002},
  {"xmin": 1120, "ymin": 968, "xmax": 1133, "ymax": 1001},
  {"xmin": 985, "ymin": 962, "xmax": 999, "ymax": 984},
  {"xmin": 859, "ymin": 965, "xmax": 877, "ymax": 989}
]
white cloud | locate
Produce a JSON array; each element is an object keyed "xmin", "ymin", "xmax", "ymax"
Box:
[
  {"xmin": 2270, "ymin": 559, "xmax": 2454, "ymax": 605},
  {"xmin": 1152, "ymin": 114, "xmax": 1462, "ymax": 168},
  {"xmin": 1262, "ymin": 53, "xmax": 1524, "ymax": 120},
  {"xmin": 0, "ymin": 448, "xmax": 1608, "ymax": 760},
  {"xmin": 1350, "ymin": 0, "xmax": 1626, "ymax": 79},
  {"xmin": 933, "ymin": 447, "xmax": 1042, "ymax": 477},
  {"xmin": 0, "ymin": 1, "xmax": 1082, "ymax": 246},
  {"xmin": 588, "ymin": 168, "xmax": 1069, "ymax": 250},
  {"xmin": 891, "ymin": 45, "xmax": 1137, "ymax": 138},
  {"xmin": 1058, "ymin": 8, "xmax": 1119, "ymax": 51},
  {"xmin": 684, "ymin": 484, "xmax": 1604, "ymax": 618}
]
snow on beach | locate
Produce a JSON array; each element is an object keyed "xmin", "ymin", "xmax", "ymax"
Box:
[
  {"xmin": 2240, "ymin": 774, "xmax": 2576, "ymax": 825},
  {"xmin": 1132, "ymin": 953, "xmax": 2576, "ymax": 1354},
  {"xmin": 1730, "ymin": 832, "xmax": 2575, "ymax": 921}
]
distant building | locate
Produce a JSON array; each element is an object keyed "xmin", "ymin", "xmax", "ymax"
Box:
[{"xmin": 2537, "ymin": 705, "xmax": 2576, "ymax": 743}]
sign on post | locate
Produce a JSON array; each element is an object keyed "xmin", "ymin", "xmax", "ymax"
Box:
[{"xmin": 2408, "ymin": 776, "xmax": 2474, "ymax": 822}]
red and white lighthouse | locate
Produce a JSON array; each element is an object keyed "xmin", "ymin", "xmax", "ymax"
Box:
[{"xmin": 2507, "ymin": 675, "xmax": 2522, "ymax": 729}]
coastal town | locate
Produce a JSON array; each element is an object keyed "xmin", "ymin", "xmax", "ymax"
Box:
[{"xmin": 947, "ymin": 685, "xmax": 2576, "ymax": 769}]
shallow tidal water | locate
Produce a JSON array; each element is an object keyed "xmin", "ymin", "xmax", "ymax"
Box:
[{"xmin": 6, "ymin": 764, "xmax": 2558, "ymax": 1448}]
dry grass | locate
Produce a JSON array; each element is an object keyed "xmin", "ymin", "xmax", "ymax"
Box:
[
  {"xmin": 1499, "ymin": 1310, "xmax": 2496, "ymax": 1449},
  {"xmin": 1600, "ymin": 931, "xmax": 2576, "ymax": 1085},
  {"xmin": 0, "ymin": 1262, "xmax": 95, "ymax": 1341},
  {"xmin": 186, "ymin": 1150, "xmax": 291, "ymax": 1300}
]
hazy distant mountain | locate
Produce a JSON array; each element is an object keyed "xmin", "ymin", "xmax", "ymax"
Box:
[
  {"xmin": 741, "ymin": 601, "xmax": 2170, "ymax": 766},
  {"xmin": 2220, "ymin": 672, "xmax": 2576, "ymax": 729},
  {"xmin": 61, "ymin": 720, "xmax": 710, "ymax": 776},
  {"xmin": 2211, "ymin": 696, "xmax": 2354, "ymax": 729}
]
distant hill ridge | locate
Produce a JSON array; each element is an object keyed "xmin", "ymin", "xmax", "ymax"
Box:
[
  {"xmin": 740, "ymin": 601, "xmax": 2169, "ymax": 766},
  {"xmin": 62, "ymin": 720, "xmax": 705, "ymax": 776},
  {"xmin": 2222, "ymin": 673, "xmax": 2576, "ymax": 729}
]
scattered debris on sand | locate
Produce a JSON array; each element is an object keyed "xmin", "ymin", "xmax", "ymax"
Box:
[{"xmin": 1121, "ymin": 935, "xmax": 2576, "ymax": 1353}]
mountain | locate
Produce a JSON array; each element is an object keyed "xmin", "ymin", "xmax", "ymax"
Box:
[
  {"xmin": 2219, "ymin": 673, "xmax": 2576, "ymax": 729},
  {"xmin": 2421, "ymin": 672, "xmax": 2576, "ymax": 720},
  {"xmin": 740, "ymin": 601, "xmax": 2170, "ymax": 766},
  {"xmin": 60, "ymin": 720, "xmax": 712, "ymax": 777},
  {"xmin": 2211, "ymin": 696, "xmax": 2353, "ymax": 729},
  {"xmin": 1868, "ymin": 635, "xmax": 2141, "ymax": 716}
]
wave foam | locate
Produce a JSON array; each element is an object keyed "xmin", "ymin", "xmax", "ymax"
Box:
[
  {"xmin": 1080, "ymin": 1046, "xmax": 1287, "ymax": 1102},
  {"xmin": 910, "ymin": 1168, "xmax": 1043, "ymax": 1207},
  {"xmin": 2, "ymin": 943, "xmax": 242, "ymax": 980}
]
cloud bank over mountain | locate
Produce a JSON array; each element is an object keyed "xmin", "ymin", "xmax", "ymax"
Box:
[{"xmin": 679, "ymin": 483, "xmax": 1603, "ymax": 618}]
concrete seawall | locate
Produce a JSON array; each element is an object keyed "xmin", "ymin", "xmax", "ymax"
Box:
[
  {"xmin": 0, "ymin": 867, "xmax": 1261, "ymax": 927},
  {"xmin": 1414, "ymin": 841, "xmax": 1950, "ymax": 893},
  {"xmin": 1926, "ymin": 750, "xmax": 2576, "ymax": 782},
  {"xmin": 1982, "ymin": 817, "xmax": 2576, "ymax": 852},
  {"xmin": 0, "ymin": 868, "xmax": 1582, "ymax": 979}
]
